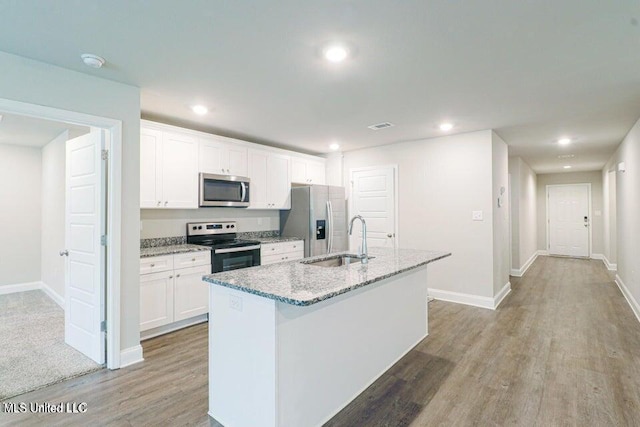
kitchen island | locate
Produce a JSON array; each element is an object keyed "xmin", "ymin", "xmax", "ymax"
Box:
[{"xmin": 203, "ymin": 247, "xmax": 450, "ymax": 427}]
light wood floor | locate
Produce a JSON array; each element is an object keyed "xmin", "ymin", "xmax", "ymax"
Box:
[{"xmin": 3, "ymin": 256, "xmax": 640, "ymax": 426}]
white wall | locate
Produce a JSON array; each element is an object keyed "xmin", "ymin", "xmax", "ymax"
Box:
[
  {"xmin": 0, "ymin": 51, "xmax": 141, "ymax": 352},
  {"xmin": 141, "ymin": 208, "xmax": 280, "ymax": 239},
  {"xmin": 0, "ymin": 144, "xmax": 42, "ymax": 286},
  {"xmin": 41, "ymin": 131, "xmax": 68, "ymax": 298},
  {"xmin": 604, "ymin": 115, "xmax": 640, "ymax": 308},
  {"xmin": 343, "ymin": 130, "xmax": 499, "ymax": 300},
  {"xmin": 491, "ymin": 132, "xmax": 510, "ymax": 294},
  {"xmin": 508, "ymin": 157, "xmax": 537, "ymax": 271},
  {"xmin": 536, "ymin": 171, "xmax": 604, "ymax": 254},
  {"xmin": 602, "ymin": 169, "xmax": 617, "ymax": 266},
  {"xmin": 325, "ymin": 152, "xmax": 344, "ymax": 187}
]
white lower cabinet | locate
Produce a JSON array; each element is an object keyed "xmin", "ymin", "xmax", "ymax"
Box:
[
  {"xmin": 140, "ymin": 253, "xmax": 211, "ymax": 334},
  {"xmin": 260, "ymin": 241, "xmax": 304, "ymax": 265}
]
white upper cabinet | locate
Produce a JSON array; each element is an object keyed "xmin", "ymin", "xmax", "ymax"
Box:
[
  {"xmin": 291, "ymin": 157, "xmax": 326, "ymax": 185},
  {"xmin": 140, "ymin": 125, "xmax": 198, "ymax": 209},
  {"xmin": 199, "ymin": 136, "xmax": 248, "ymax": 177},
  {"xmin": 140, "ymin": 128, "xmax": 163, "ymax": 208},
  {"xmin": 247, "ymin": 149, "xmax": 291, "ymax": 210}
]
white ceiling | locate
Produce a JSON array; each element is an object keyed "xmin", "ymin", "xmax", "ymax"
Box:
[
  {"xmin": 0, "ymin": 112, "xmax": 89, "ymax": 148},
  {"xmin": 1, "ymin": 1, "xmax": 639, "ymax": 173}
]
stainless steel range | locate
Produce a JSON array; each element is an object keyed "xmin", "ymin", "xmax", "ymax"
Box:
[{"xmin": 186, "ymin": 222, "xmax": 261, "ymax": 273}]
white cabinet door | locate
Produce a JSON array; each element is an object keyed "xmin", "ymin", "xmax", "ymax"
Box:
[
  {"xmin": 268, "ymin": 153, "xmax": 291, "ymax": 209},
  {"xmin": 140, "ymin": 128, "xmax": 163, "ymax": 208},
  {"xmin": 227, "ymin": 144, "xmax": 248, "ymax": 177},
  {"xmin": 248, "ymin": 149, "xmax": 269, "ymax": 209},
  {"xmin": 200, "ymin": 137, "xmax": 248, "ymax": 177},
  {"xmin": 140, "ymin": 271, "xmax": 174, "ymax": 331},
  {"xmin": 199, "ymin": 137, "xmax": 226, "ymax": 175},
  {"xmin": 291, "ymin": 158, "xmax": 308, "ymax": 184},
  {"xmin": 162, "ymin": 132, "xmax": 198, "ymax": 208},
  {"xmin": 174, "ymin": 265, "xmax": 211, "ymax": 322},
  {"xmin": 291, "ymin": 157, "xmax": 326, "ymax": 185},
  {"xmin": 307, "ymin": 160, "xmax": 326, "ymax": 185}
]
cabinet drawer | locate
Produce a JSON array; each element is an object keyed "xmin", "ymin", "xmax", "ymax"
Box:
[
  {"xmin": 173, "ymin": 251, "xmax": 211, "ymax": 269},
  {"xmin": 261, "ymin": 240, "xmax": 303, "ymax": 256},
  {"xmin": 140, "ymin": 255, "xmax": 174, "ymax": 275},
  {"xmin": 261, "ymin": 250, "xmax": 303, "ymax": 265}
]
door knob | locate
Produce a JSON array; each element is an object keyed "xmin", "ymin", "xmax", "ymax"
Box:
[
  {"xmin": 59, "ymin": 250, "xmax": 69, "ymax": 257},
  {"xmin": 387, "ymin": 233, "xmax": 393, "ymax": 238}
]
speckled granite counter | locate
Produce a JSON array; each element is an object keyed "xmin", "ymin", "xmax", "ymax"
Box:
[
  {"xmin": 203, "ymin": 247, "xmax": 450, "ymax": 306},
  {"xmin": 256, "ymin": 236, "xmax": 304, "ymax": 244},
  {"xmin": 140, "ymin": 244, "xmax": 211, "ymax": 258}
]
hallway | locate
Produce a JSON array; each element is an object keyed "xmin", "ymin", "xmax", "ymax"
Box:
[
  {"xmin": 3, "ymin": 257, "xmax": 640, "ymax": 426},
  {"xmin": 329, "ymin": 256, "xmax": 640, "ymax": 426}
]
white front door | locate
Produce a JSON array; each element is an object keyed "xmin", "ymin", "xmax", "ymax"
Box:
[
  {"xmin": 548, "ymin": 184, "xmax": 590, "ymax": 257},
  {"xmin": 349, "ymin": 166, "xmax": 397, "ymax": 251},
  {"xmin": 65, "ymin": 129, "xmax": 106, "ymax": 364}
]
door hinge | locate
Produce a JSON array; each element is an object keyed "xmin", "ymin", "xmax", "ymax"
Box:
[
  {"xmin": 101, "ymin": 235, "xmax": 108, "ymax": 246},
  {"xmin": 101, "ymin": 149, "xmax": 109, "ymax": 160},
  {"xmin": 100, "ymin": 320, "xmax": 107, "ymax": 332}
]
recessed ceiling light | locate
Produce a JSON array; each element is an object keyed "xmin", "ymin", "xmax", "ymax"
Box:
[
  {"xmin": 191, "ymin": 105, "xmax": 208, "ymax": 115},
  {"xmin": 329, "ymin": 143, "xmax": 340, "ymax": 151},
  {"xmin": 563, "ymin": 165, "xmax": 572, "ymax": 169},
  {"xmin": 323, "ymin": 44, "xmax": 349, "ymax": 63},
  {"xmin": 439, "ymin": 122, "xmax": 454, "ymax": 132},
  {"xmin": 0, "ymin": 115, "xmax": 3, "ymax": 122},
  {"xmin": 81, "ymin": 53, "xmax": 105, "ymax": 69},
  {"xmin": 558, "ymin": 138, "xmax": 572, "ymax": 146}
]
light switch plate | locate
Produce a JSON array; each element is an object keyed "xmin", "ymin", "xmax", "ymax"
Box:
[{"xmin": 472, "ymin": 211, "xmax": 483, "ymax": 221}]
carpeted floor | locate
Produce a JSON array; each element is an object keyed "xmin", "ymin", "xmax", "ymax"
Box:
[{"xmin": 0, "ymin": 290, "xmax": 102, "ymax": 401}]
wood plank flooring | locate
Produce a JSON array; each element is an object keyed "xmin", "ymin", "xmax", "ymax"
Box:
[{"xmin": 3, "ymin": 256, "xmax": 640, "ymax": 426}]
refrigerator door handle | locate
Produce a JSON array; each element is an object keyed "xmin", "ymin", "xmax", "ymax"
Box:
[{"xmin": 327, "ymin": 201, "xmax": 334, "ymax": 253}]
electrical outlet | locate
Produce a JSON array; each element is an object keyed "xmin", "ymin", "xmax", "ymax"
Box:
[
  {"xmin": 229, "ymin": 295, "xmax": 243, "ymax": 311},
  {"xmin": 472, "ymin": 211, "xmax": 483, "ymax": 221}
]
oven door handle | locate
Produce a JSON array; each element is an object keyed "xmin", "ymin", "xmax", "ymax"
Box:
[{"xmin": 214, "ymin": 245, "xmax": 261, "ymax": 254}]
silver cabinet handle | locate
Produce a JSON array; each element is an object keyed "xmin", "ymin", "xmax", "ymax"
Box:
[
  {"xmin": 192, "ymin": 258, "xmax": 196, "ymax": 262},
  {"xmin": 221, "ymin": 168, "xmax": 225, "ymax": 172},
  {"xmin": 169, "ymin": 275, "xmax": 173, "ymax": 279},
  {"xmin": 157, "ymin": 201, "xmax": 161, "ymax": 206},
  {"xmin": 150, "ymin": 263, "xmax": 155, "ymax": 267},
  {"xmin": 176, "ymin": 274, "xmax": 181, "ymax": 278},
  {"xmin": 59, "ymin": 250, "xmax": 69, "ymax": 257},
  {"xmin": 164, "ymin": 201, "xmax": 168, "ymax": 206}
]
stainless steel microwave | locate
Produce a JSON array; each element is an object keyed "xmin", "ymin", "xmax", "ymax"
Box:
[{"xmin": 199, "ymin": 173, "xmax": 250, "ymax": 207}]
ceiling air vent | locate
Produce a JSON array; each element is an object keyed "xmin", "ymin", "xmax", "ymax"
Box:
[{"xmin": 367, "ymin": 122, "xmax": 395, "ymax": 130}]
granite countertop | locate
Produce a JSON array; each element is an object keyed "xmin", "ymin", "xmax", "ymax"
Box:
[
  {"xmin": 140, "ymin": 244, "xmax": 212, "ymax": 258},
  {"xmin": 256, "ymin": 236, "xmax": 304, "ymax": 244},
  {"xmin": 203, "ymin": 247, "xmax": 451, "ymax": 306}
]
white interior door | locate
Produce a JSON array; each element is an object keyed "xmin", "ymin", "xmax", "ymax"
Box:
[
  {"xmin": 65, "ymin": 129, "xmax": 106, "ymax": 364},
  {"xmin": 548, "ymin": 184, "xmax": 590, "ymax": 257},
  {"xmin": 349, "ymin": 166, "xmax": 396, "ymax": 251}
]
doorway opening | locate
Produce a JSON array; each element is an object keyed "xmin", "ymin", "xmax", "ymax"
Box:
[
  {"xmin": 0, "ymin": 98, "xmax": 123, "ymax": 394},
  {"xmin": 546, "ymin": 183, "xmax": 592, "ymax": 258}
]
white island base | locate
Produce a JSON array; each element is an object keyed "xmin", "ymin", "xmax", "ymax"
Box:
[{"xmin": 208, "ymin": 267, "xmax": 429, "ymax": 427}]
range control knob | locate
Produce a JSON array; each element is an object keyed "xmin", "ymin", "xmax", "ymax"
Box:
[
  {"xmin": 226, "ymin": 225, "xmax": 230, "ymax": 229},
  {"xmin": 198, "ymin": 226, "xmax": 203, "ymax": 230},
  {"xmin": 231, "ymin": 225, "xmax": 235, "ymax": 228},
  {"xmin": 192, "ymin": 226, "xmax": 197, "ymax": 230}
]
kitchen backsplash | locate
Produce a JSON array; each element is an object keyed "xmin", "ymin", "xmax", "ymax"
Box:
[{"xmin": 140, "ymin": 208, "xmax": 279, "ymax": 239}]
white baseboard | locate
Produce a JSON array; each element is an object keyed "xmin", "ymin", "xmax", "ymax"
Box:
[
  {"xmin": 603, "ymin": 256, "xmax": 617, "ymax": 271},
  {"xmin": 40, "ymin": 281, "xmax": 64, "ymax": 308},
  {"xmin": 0, "ymin": 281, "xmax": 42, "ymax": 295},
  {"xmin": 537, "ymin": 250, "xmax": 549, "ymax": 256},
  {"xmin": 615, "ymin": 274, "xmax": 640, "ymax": 324},
  {"xmin": 428, "ymin": 288, "xmax": 495, "ymax": 310},
  {"xmin": 120, "ymin": 345, "xmax": 144, "ymax": 368},
  {"xmin": 590, "ymin": 253, "xmax": 604, "ymax": 260},
  {"xmin": 0, "ymin": 281, "xmax": 65, "ymax": 308},
  {"xmin": 510, "ymin": 252, "xmax": 538, "ymax": 277},
  {"xmin": 140, "ymin": 314, "xmax": 208, "ymax": 341},
  {"xmin": 494, "ymin": 282, "xmax": 511, "ymax": 309}
]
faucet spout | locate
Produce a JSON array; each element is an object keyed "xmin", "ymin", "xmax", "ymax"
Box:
[{"xmin": 348, "ymin": 215, "xmax": 368, "ymax": 264}]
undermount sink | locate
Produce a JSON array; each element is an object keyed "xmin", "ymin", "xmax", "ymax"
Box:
[{"xmin": 302, "ymin": 254, "xmax": 375, "ymax": 268}]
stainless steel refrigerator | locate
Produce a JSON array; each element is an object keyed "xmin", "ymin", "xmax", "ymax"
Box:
[{"xmin": 280, "ymin": 185, "xmax": 348, "ymax": 257}]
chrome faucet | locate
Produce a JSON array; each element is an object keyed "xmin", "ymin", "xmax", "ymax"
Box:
[{"xmin": 348, "ymin": 215, "xmax": 368, "ymax": 264}]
